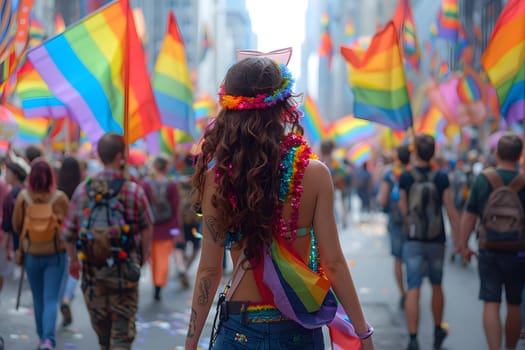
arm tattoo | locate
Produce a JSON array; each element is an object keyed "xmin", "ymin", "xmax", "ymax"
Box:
[
  {"xmin": 204, "ymin": 215, "xmax": 221, "ymax": 242},
  {"xmin": 197, "ymin": 278, "xmax": 211, "ymax": 305},
  {"xmin": 187, "ymin": 308, "xmax": 197, "ymax": 338}
]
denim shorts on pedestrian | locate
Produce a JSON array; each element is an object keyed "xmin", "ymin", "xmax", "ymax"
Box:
[
  {"xmin": 478, "ymin": 249, "xmax": 525, "ymax": 304},
  {"xmin": 388, "ymin": 221, "xmax": 404, "ymax": 258},
  {"xmin": 212, "ymin": 313, "xmax": 324, "ymax": 349},
  {"xmin": 403, "ymin": 241, "xmax": 445, "ymax": 290}
]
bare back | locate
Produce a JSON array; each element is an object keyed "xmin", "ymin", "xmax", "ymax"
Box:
[{"xmin": 200, "ymin": 159, "xmax": 336, "ymax": 302}]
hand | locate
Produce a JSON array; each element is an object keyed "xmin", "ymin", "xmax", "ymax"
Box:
[
  {"xmin": 69, "ymin": 259, "xmax": 81, "ymax": 279},
  {"xmin": 361, "ymin": 336, "xmax": 375, "ymax": 350},
  {"xmin": 460, "ymin": 247, "xmax": 476, "ymax": 262}
]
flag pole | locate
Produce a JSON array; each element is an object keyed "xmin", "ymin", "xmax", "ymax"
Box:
[{"xmin": 123, "ymin": 0, "xmax": 131, "ymax": 176}]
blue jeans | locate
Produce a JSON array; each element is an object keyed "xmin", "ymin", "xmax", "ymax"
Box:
[
  {"xmin": 403, "ymin": 241, "xmax": 444, "ymax": 290},
  {"xmin": 212, "ymin": 314, "xmax": 324, "ymax": 349},
  {"xmin": 24, "ymin": 252, "xmax": 66, "ymax": 345}
]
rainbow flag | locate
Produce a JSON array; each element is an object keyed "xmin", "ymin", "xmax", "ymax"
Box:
[
  {"xmin": 457, "ymin": 68, "xmax": 483, "ymax": 103},
  {"xmin": 392, "ymin": 0, "xmax": 421, "ymax": 71},
  {"xmin": 455, "ymin": 24, "xmax": 471, "ymax": 64},
  {"xmin": 300, "ymin": 95, "xmax": 326, "ymax": 145},
  {"xmin": 152, "ymin": 11, "xmax": 194, "ymax": 138},
  {"xmin": 347, "ymin": 142, "xmax": 371, "ymax": 166},
  {"xmin": 54, "ymin": 13, "xmax": 66, "ymax": 34},
  {"xmin": 328, "ymin": 115, "xmax": 375, "ymax": 147},
  {"xmin": 344, "ymin": 17, "xmax": 356, "ymax": 46},
  {"xmin": 28, "ymin": 16, "xmax": 46, "ymax": 49},
  {"xmin": 318, "ymin": 12, "xmax": 333, "ymax": 69},
  {"xmin": 47, "ymin": 117, "xmax": 80, "ymax": 151},
  {"xmin": 15, "ymin": 59, "xmax": 68, "ymax": 119},
  {"xmin": 6, "ymin": 103, "xmax": 49, "ymax": 144},
  {"xmin": 200, "ymin": 23, "xmax": 212, "ymax": 62},
  {"xmin": 417, "ymin": 104, "xmax": 446, "ymax": 138},
  {"xmin": 341, "ymin": 22, "xmax": 413, "ymax": 131},
  {"xmin": 438, "ymin": 60, "xmax": 450, "ymax": 80},
  {"xmin": 0, "ymin": 0, "xmax": 16, "ymax": 62},
  {"xmin": 481, "ymin": 0, "xmax": 525, "ymax": 122},
  {"xmin": 437, "ymin": 0, "xmax": 460, "ymax": 41},
  {"xmin": 27, "ymin": 0, "xmax": 161, "ymax": 144}
]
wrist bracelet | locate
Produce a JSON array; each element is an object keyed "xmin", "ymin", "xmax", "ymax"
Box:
[{"xmin": 356, "ymin": 322, "xmax": 374, "ymax": 339}]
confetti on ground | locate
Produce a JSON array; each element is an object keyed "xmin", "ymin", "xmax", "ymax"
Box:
[
  {"xmin": 359, "ymin": 287, "xmax": 371, "ymax": 294},
  {"xmin": 65, "ymin": 342, "xmax": 77, "ymax": 348},
  {"xmin": 347, "ymin": 259, "xmax": 356, "ymax": 267}
]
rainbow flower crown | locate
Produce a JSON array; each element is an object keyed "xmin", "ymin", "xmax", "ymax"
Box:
[{"xmin": 218, "ymin": 63, "xmax": 294, "ymax": 110}]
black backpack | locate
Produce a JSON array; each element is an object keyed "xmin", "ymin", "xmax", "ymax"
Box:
[{"xmin": 403, "ymin": 170, "xmax": 443, "ymax": 241}]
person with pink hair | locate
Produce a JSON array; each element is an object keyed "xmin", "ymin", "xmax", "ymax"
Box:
[{"xmin": 12, "ymin": 159, "xmax": 69, "ymax": 350}]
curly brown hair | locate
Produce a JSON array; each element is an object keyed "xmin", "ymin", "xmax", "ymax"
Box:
[{"xmin": 192, "ymin": 57, "xmax": 303, "ymax": 263}]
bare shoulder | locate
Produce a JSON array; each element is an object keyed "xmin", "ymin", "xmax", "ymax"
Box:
[{"xmin": 304, "ymin": 159, "xmax": 331, "ymax": 178}]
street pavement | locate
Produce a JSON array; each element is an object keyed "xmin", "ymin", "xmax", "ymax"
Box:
[{"xmin": 1, "ymin": 203, "xmax": 525, "ymax": 350}]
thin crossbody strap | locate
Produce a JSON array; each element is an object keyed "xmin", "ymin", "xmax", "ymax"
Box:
[{"xmin": 225, "ymin": 251, "xmax": 246, "ymax": 301}]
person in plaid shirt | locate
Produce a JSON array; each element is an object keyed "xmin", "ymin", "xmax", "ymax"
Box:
[{"xmin": 63, "ymin": 133, "xmax": 153, "ymax": 350}]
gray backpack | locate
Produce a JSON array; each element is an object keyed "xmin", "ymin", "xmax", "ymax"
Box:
[
  {"xmin": 479, "ymin": 168, "xmax": 525, "ymax": 251},
  {"xmin": 150, "ymin": 180, "xmax": 173, "ymax": 224},
  {"xmin": 404, "ymin": 170, "xmax": 443, "ymax": 241}
]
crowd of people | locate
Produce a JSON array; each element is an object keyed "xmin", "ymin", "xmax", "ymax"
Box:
[
  {"xmin": 0, "ymin": 139, "xmax": 202, "ymax": 350},
  {"xmin": 0, "ymin": 56, "xmax": 524, "ymax": 350}
]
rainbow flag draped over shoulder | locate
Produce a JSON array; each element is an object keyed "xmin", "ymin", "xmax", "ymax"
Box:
[
  {"xmin": 299, "ymin": 95, "xmax": 326, "ymax": 145},
  {"xmin": 27, "ymin": 0, "xmax": 161, "ymax": 145},
  {"xmin": 392, "ymin": 0, "xmax": 421, "ymax": 71},
  {"xmin": 481, "ymin": 0, "xmax": 525, "ymax": 123},
  {"xmin": 341, "ymin": 22, "xmax": 413, "ymax": 131},
  {"xmin": 152, "ymin": 11, "xmax": 195, "ymax": 138}
]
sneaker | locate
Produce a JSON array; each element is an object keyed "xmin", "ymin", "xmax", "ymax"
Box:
[
  {"xmin": 39, "ymin": 339, "xmax": 54, "ymax": 350},
  {"xmin": 60, "ymin": 303, "xmax": 72, "ymax": 327},
  {"xmin": 433, "ymin": 326, "xmax": 448, "ymax": 349},
  {"xmin": 406, "ymin": 338, "xmax": 419, "ymax": 350}
]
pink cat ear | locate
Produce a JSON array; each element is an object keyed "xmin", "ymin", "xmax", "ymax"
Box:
[{"xmin": 236, "ymin": 47, "xmax": 292, "ymax": 65}]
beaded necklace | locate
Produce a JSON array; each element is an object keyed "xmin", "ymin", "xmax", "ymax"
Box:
[{"xmin": 274, "ymin": 132, "xmax": 316, "ymax": 242}]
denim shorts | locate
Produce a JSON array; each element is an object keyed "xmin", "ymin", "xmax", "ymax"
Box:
[
  {"xmin": 388, "ymin": 221, "xmax": 404, "ymax": 258},
  {"xmin": 478, "ymin": 250, "xmax": 525, "ymax": 304},
  {"xmin": 402, "ymin": 241, "xmax": 445, "ymax": 290},
  {"xmin": 212, "ymin": 313, "xmax": 324, "ymax": 349}
]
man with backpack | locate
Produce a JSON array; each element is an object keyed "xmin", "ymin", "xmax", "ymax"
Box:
[
  {"xmin": 63, "ymin": 133, "xmax": 153, "ymax": 350},
  {"xmin": 398, "ymin": 134, "xmax": 460, "ymax": 350},
  {"xmin": 377, "ymin": 144, "xmax": 410, "ymax": 310},
  {"xmin": 458, "ymin": 133, "xmax": 525, "ymax": 350}
]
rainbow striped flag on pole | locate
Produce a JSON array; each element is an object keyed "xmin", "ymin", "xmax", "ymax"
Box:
[
  {"xmin": 27, "ymin": 0, "xmax": 161, "ymax": 145},
  {"xmin": 341, "ymin": 22, "xmax": 413, "ymax": 131},
  {"xmin": 152, "ymin": 11, "xmax": 195, "ymax": 138},
  {"xmin": 481, "ymin": 0, "xmax": 525, "ymax": 123},
  {"xmin": 392, "ymin": 0, "xmax": 421, "ymax": 71},
  {"xmin": 437, "ymin": 0, "xmax": 460, "ymax": 42}
]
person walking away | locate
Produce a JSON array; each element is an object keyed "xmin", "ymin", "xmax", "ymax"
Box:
[
  {"xmin": 458, "ymin": 132, "xmax": 525, "ymax": 350},
  {"xmin": 356, "ymin": 162, "xmax": 373, "ymax": 221},
  {"xmin": 143, "ymin": 156, "xmax": 181, "ymax": 300},
  {"xmin": 183, "ymin": 57, "xmax": 374, "ymax": 349},
  {"xmin": 377, "ymin": 144, "xmax": 410, "ymax": 310},
  {"xmin": 173, "ymin": 154, "xmax": 202, "ymax": 286},
  {"xmin": 56, "ymin": 156, "xmax": 83, "ymax": 327},
  {"xmin": 12, "ymin": 159, "xmax": 69, "ymax": 350},
  {"xmin": 2, "ymin": 152, "xmax": 30, "ymax": 258},
  {"xmin": 398, "ymin": 134, "xmax": 460, "ymax": 350},
  {"xmin": 0, "ymin": 160, "xmax": 12, "ymax": 350},
  {"xmin": 63, "ymin": 132, "xmax": 153, "ymax": 350}
]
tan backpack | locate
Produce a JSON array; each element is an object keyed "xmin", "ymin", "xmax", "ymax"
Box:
[
  {"xmin": 479, "ymin": 168, "xmax": 525, "ymax": 251},
  {"xmin": 20, "ymin": 190, "xmax": 64, "ymax": 256}
]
